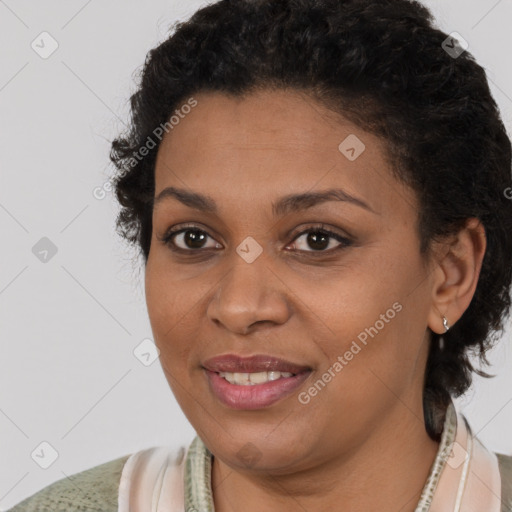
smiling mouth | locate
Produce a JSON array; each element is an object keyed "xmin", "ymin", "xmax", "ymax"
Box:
[
  {"xmin": 203, "ymin": 368, "xmax": 313, "ymax": 410},
  {"xmin": 201, "ymin": 353, "xmax": 313, "ymax": 409},
  {"xmin": 217, "ymin": 370, "xmax": 296, "ymax": 385}
]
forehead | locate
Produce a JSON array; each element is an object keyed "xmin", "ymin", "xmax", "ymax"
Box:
[{"xmin": 153, "ymin": 89, "xmax": 416, "ymax": 220}]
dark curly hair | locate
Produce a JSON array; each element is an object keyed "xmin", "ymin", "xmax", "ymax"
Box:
[{"xmin": 110, "ymin": 0, "xmax": 512, "ymax": 441}]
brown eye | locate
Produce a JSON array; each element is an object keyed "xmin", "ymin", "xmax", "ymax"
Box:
[
  {"xmin": 289, "ymin": 227, "xmax": 352, "ymax": 253},
  {"xmin": 162, "ymin": 225, "xmax": 221, "ymax": 251}
]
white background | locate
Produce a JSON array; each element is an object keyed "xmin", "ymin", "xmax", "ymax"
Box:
[{"xmin": 1, "ymin": 0, "xmax": 511, "ymax": 509}]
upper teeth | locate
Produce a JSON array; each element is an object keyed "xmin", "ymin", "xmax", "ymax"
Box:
[{"xmin": 218, "ymin": 371, "xmax": 294, "ymax": 385}]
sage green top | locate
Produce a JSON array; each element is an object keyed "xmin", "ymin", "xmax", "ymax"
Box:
[{"xmin": 7, "ymin": 411, "xmax": 512, "ymax": 511}]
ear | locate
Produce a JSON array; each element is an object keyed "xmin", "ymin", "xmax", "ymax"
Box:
[{"xmin": 427, "ymin": 218, "xmax": 487, "ymax": 334}]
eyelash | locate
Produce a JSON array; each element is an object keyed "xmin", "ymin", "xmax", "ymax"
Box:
[{"xmin": 160, "ymin": 223, "xmax": 353, "ymax": 256}]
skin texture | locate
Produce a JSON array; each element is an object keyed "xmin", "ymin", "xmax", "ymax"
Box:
[{"xmin": 145, "ymin": 89, "xmax": 486, "ymax": 512}]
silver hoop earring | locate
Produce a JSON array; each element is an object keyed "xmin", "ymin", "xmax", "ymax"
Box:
[{"xmin": 442, "ymin": 316, "xmax": 450, "ymax": 332}]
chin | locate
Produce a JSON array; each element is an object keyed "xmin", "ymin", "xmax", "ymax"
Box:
[{"xmin": 204, "ymin": 424, "xmax": 317, "ymax": 473}]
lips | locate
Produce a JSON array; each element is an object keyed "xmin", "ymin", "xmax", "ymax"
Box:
[{"xmin": 202, "ymin": 354, "xmax": 312, "ymax": 375}]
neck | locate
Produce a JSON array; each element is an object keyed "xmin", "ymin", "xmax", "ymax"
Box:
[{"xmin": 211, "ymin": 405, "xmax": 440, "ymax": 512}]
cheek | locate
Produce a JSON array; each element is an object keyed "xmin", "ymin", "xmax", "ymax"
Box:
[
  {"xmin": 145, "ymin": 263, "xmax": 192, "ymax": 364},
  {"xmin": 302, "ymin": 249, "xmax": 425, "ymax": 391}
]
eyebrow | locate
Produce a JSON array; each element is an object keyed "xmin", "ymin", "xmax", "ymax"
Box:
[{"xmin": 153, "ymin": 186, "xmax": 377, "ymax": 217}]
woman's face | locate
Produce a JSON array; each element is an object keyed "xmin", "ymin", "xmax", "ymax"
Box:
[{"xmin": 145, "ymin": 89, "xmax": 438, "ymax": 472}]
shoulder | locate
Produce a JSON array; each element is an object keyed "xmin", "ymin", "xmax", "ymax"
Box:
[
  {"xmin": 496, "ymin": 452, "xmax": 512, "ymax": 512},
  {"xmin": 497, "ymin": 452, "xmax": 512, "ymax": 472},
  {"xmin": 7, "ymin": 453, "xmax": 132, "ymax": 512}
]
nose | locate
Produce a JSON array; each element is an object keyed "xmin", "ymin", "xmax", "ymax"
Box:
[{"xmin": 206, "ymin": 255, "xmax": 292, "ymax": 335}]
